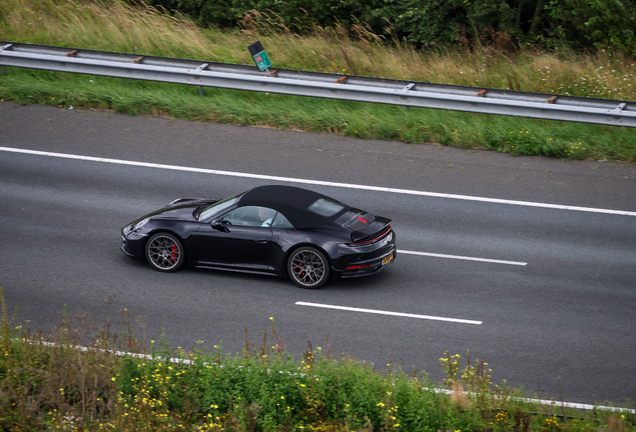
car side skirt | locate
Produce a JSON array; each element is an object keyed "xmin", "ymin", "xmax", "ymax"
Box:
[{"xmin": 194, "ymin": 265, "xmax": 278, "ymax": 277}]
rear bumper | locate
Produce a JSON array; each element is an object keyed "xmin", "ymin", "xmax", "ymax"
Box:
[{"xmin": 336, "ymin": 249, "xmax": 396, "ymax": 279}]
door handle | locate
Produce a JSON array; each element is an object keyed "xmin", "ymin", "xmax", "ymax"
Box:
[{"xmin": 254, "ymin": 239, "xmax": 269, "ymax": 243}]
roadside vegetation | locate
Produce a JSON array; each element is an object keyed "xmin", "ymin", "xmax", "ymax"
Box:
[
  {"xmin": 1, "ymin": 291, "xmax": 634, "ymax": 431},
  {"xmin": 0, "ymin": 0, "xmax": 635, "ymax": 162}
]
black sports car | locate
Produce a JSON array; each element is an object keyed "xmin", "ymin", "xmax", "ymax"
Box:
[{"xmin": 121, "ymin": 185, "xmax": 396, "ymax": 288}]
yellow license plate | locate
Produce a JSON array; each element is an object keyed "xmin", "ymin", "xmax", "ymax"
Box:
[{"xmin": 382, "ymin": 253, "xmax": 394, "ymax": 265}]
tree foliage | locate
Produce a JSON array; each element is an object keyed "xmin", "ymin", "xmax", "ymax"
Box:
[{"xmin": 144, "ymin": 0, "xmax": 636, "ymax": 53}]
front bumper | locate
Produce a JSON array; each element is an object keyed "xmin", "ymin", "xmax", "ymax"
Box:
[
  {"xmin": 120, "ymin": 230, "xmax": 147, "ymax": 260},
  {"xmin": 120, "ymin": 235, "xmax": 135, "ymax": 257}
]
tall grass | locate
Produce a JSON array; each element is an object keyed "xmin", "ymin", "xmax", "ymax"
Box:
[
  {"xmin": 1, "ymin": 0, "xmax": 635, "ymax": 161},
  {"xmin": 2, "ymin": 0, "xmax": 635, "ymax": 99}
]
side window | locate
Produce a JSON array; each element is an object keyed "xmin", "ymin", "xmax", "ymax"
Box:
[
  {"xmin": 221, "ymin": 206, "xmax": 276, "ymax": 227},
  {"xmin": 271, "ymin": 212, "xmax": 294, "ymax": 228}
]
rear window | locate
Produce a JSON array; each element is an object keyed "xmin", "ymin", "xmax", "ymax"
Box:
[{"xmin": 308, "ymin": 197, "xmax": 345, "ymax": 217}]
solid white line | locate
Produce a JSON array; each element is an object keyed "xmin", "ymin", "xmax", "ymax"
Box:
[
  {"xmin": 433, "ymin": 388, "xmax": 635, "ymax": 413},
  {"xmin": 295, "ymin": 301, "xmax": 482, "ymax": 325},
  {"xmin": 2, "ymin": 146, "xmax": 635, "ymax": 216},
  {"xmin": 398, "ymin": 249, "xmax": 527, "ymax": 266}
]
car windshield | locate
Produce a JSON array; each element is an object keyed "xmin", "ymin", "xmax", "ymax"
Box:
[
  {"xmin": 197, "ymin": 192, "xmax": 244, "ymax": 220},
  {"xmin": 307, "ymin": 197, "xmax": 346, "ymax": 217}
]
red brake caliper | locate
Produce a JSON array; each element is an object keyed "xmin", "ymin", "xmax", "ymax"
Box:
[
  {"xmin": 170, "ymin": 243, "xmax": 177, "ymax": 262},
  {"xmin": 298, "ymin": 261, "xmax": 305, "ymax": 276}
]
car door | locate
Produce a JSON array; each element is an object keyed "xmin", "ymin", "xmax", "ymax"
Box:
[{"xmin": 194, "ymin": 206, "xmax": 276, "ymax": 270}]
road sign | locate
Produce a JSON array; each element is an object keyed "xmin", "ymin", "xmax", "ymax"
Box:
[{"xmin": 248, "ymin": 41, "xmax": 272, "ymax": 72}]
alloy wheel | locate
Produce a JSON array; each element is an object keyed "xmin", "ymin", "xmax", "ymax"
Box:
[
  {"xmin": 147, "ymin": 235, "xmax": 182, "ymax": 271},
  {"xmin": 289, "ymin": 248, "xmax": 327, "ymax": 288}
]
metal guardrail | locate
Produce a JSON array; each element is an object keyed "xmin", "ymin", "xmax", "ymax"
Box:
[{"xmin": 2, "ymin": 41, "xmax": 635, "ymax": 127}]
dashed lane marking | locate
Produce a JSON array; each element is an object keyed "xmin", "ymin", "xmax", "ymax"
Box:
[{"xmin": 295, "ymin": 301, "xmax": 483, "ymax": 325}]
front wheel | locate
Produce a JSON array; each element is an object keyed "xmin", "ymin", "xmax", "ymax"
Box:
[
  {"xmin": 145, "ymin": 233, "xmax": 185, "ymax": 272},
  {"xmin": 287, "ymin": 246, "xmax": 330, "ymax": 289}
]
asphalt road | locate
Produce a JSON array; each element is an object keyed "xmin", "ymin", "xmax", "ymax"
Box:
[{"xmin": 1, "ymin": 102, "xmax": 635, "ymax": 405}]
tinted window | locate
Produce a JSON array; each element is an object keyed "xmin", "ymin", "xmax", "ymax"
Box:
[
  {"xmin": 271, "ymin": 212, "xmax": 294, "ymax": 228},
  {"xmin": 308, "ymin": 197, "xmax": 345, "ymax": 217},
  {"xmin": 221, "ymin": 206, "xmax": 277, "ymax": 227}
]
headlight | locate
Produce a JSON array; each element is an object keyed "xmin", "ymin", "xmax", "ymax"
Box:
[{"xmin": 133, "ymin": 218, "xmax": 150, "ymax": 231}]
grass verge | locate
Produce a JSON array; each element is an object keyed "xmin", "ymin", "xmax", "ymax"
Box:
[
  {"xmin": 0, "ymin": 0, "xmax": 635, "ymax": 162},
  {"xmin": 2, "ymin": 69, "xmax": 635, "ymax": 162},
  {"xmin": 1, "ymin": 290, "xmax": 635, "ymax": 431}
]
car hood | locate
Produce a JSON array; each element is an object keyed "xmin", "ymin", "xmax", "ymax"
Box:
[{"xmin": 130, "ymin": 198, "xmax": 217, "ymax": 225}]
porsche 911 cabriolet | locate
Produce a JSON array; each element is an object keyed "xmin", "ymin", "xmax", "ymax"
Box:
[{"xmin": 121, "ymin": 185, "xmax": 396, "ymax": 288}]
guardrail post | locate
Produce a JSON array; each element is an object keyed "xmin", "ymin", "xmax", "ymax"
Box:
[{"xmin": 1, "ymin": 43, "xmax": 11, "ymax": 74}]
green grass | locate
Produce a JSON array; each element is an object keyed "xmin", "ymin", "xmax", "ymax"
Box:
[
  {"xmin": 1, "ymin": 292, "xmax": 634, "ymax": 431},
  {"xmin": 2, "ymin": 69, "xmax": 635, "ymax": 162},
  {"xmin": 0, "ymin": 0, "xmax": 635, "ymax": 162}
]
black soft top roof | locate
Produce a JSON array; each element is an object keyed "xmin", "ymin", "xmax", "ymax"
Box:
[{"xmin": 238, "ymin": 185, "xmax": 349, "ymax": 229}]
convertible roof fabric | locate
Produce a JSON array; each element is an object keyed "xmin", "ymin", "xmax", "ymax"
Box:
[{"xmin": 238, "ymin": 185, "xmax": 348, "ymax": 229}]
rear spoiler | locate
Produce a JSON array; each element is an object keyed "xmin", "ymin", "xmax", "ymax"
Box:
[{"xmin": 350, "ymin": 216, "xmax": 391, "ymax": 244}]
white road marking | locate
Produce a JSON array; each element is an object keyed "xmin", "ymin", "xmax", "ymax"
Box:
[
  {"xmin": 398, "ymin": 249, "xmax": 527, "ymax": 266},
  {"xmin": 295, "ymin": 301, "xmax": 482, "ymax": 325},
  {"xmin": 1, "ymin": 146, "xmax": 635, "ymax": 216}
]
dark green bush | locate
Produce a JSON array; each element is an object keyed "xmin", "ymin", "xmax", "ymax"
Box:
[{"xmin": 143, "ymin": 0, "xmax": 636, "ymax": 53}]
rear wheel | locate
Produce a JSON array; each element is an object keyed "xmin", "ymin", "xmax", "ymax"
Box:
[
  {"xmin": 145, "ymin": 233, "xmax": 185, "ymax": 272},
  {"xmin": 288, "ymin": 246, "xmax": 330, "ymax": 289}
]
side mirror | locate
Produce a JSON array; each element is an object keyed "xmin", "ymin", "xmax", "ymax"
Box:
[{"xmin": 211, "ymin": 219, "xmax": 229, "ymax": 232}]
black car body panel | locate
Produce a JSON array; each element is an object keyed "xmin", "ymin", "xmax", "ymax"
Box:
[{"xmin": 121, "ymin": 185, "xmax": 396, "ymax": 286}]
